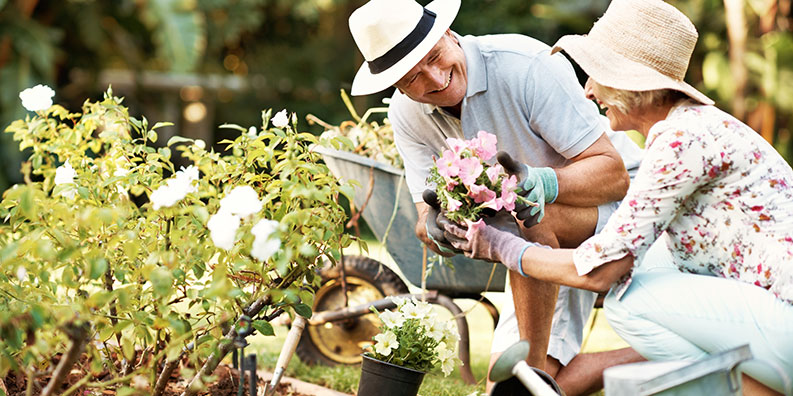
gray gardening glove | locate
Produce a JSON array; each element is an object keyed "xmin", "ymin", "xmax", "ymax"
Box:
[
  {"xmin": 442, "ymin": 210, "xmax": 537, "ymax": 275},
  {"xmin": 497, "ymin": 151, "xmax": 558, "ymax": 228},
  {"xmin": 423, "ymin": 190, "xmax": 461, "ymax": 256}
]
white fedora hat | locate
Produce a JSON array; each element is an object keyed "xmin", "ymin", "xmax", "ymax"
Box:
[
  {"xmin": 552, "ymin": 0, "xmax": 713, "ymax": 105},
  {"xmin": 349, "ymin": 0, "xmax": 461, "ymax": 96}
]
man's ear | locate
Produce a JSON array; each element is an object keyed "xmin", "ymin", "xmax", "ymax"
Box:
[{"xmin": 445, "ymin": 29, "xmax": 458, "ymax": 45}]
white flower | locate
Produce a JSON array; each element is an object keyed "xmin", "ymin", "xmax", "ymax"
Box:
[
  {"xmin": 379, "ymin": 310, "xmax": 405, "ymax": 328},
  {"xmin": 444, "ymin": 321, "xmax": 460, "ymax": 345},
  {"xmin": 114, "ymin": 167, "xmax": 130, "ymax": 195},
  {"xmin": 250, "ymin": 219, "xmax": 281, "ymax": 262},
  {"xmin": 423, "ymin": 316, "xmax": 445, "ymax": 341},
  {"xmin": 388, "ymin": 295, "xmax": 407, "ymax": 308},
  {"xmin": 194, "ymin": 139, "xmax": 206, "ymax": 149},
  {"xmin": 54, "ymin": 160, "xmax": 77, "ymax": 199},
  {"xmin": 402, "ymin": 299, "xmax": 432, "ymax": 321},
  {"xmin": 435, "ymin": 342, "xmax": 457, "ymax": 376},
  {"xmin": 373, "ymin": 330, "xmax": 399, "ymax": 356},
  {"xmin": 219, "ymin": 186, "xmax": 262, "ymax": 217},
  {"xmin": 54, "ymin": 160, "xmax": 76, "ymax": 185},
  {"xmin": 150, "ymin": 166, "xmax": 199, "ymax": 210},
  {"xmin": 16, "ymin": 266, "xmax": 27, "ymax": 282},
  {"xmin": 207, "ymin": 211, "xmax": 241, "ymax": 250},
  {"xmin": 19, "ymin": 84, "xmax": 55, "ymax": 112},
  {"xmin": 247, "ymin": 126, "xmax": 257, "ymax": 137},
  {"xmin": 272, "ymin": 109, "xmax": 289, "ymax": 128}
]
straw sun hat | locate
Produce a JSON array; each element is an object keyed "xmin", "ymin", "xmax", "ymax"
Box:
[
  {"xmin": 552, "ymin": 0, "xmax": 713, "ymax": 105},
  {"xmin": 349, "ymin": 0, "xmax": 461, "ymax": 96}
]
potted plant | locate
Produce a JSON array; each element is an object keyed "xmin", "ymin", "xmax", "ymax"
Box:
[{"xmin": 358, "ymin": 296, "xmax": 461, "ymax": 396}]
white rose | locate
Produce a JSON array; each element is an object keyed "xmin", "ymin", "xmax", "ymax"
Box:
[
  {"xmin": 54, "ymin": 160, "xmax": 76, "ymax": 185},
  {"xmin": 19, "ymin": 84, "xmax": 55, "ymax": 112},
  {"xmin": 16, "ymin": 266, "xmax": 27, "ymax": 282},
  {"xmin": 194, "ymin": 139, "xmax": 206, "ymax": 149},
  {"xmin": 250, "ymin": 219, "xmax": 281, "ymax": 262},
  {"xmin": 247, "ymin": 126, "xmax": 257, "ymax": 137},
  {"xmin": 150, "ymin": 184, "xmax": 184, "ymax": 210},
  {"xmin": 271, "ymin": 109, "xmax": 289, "ymax": 128},
  {"xmin": 219, "ymin": 186, "xmax": 262, "ymax": 217},
  {"xmin": 207, "ymin": 211, "xmax": 241, "ymax": 250}
]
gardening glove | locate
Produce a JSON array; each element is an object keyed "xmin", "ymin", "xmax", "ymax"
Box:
[
  {"xmin": 443, "ymin": 210, "xmax": 540, "ymax": 276},
  {"xmin": 422, "ymin": 190, "xmax": 461, "ymax": 257},
  {"xmin": 497, "ymin": 151, "xmax": 558, "ymax": 228}
]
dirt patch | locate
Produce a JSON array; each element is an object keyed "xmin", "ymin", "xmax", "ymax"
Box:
[{"xmin": 2, "ymin": 364, "xmax": 312, "ymax": 396}]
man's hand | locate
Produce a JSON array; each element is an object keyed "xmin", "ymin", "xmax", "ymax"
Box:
[
  {"xmin": 497, "ymin": 151, "xmax": 559, "ymax": 228},
  {"xmin": 422, "ymin": 190, "xmax": 460, "ymax": 257},
  {"xmin": 442, "ymin": 210, "xmax": 535, "ymax": 274}
]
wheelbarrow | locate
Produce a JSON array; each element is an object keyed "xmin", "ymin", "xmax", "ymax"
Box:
[{"xmin": 293, "ymin": 146, "xmax": 509, "ymax": 384}]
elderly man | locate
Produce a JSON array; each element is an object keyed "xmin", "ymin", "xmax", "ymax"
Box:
[{"xmin": 348, "ymin": 0, "xmax": 645, "ymax": 394}]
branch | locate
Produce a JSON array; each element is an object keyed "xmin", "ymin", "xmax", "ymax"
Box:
[
  {"xmin": 180, "ymin": 294, "xmax": 272, "ymax": 396},
  {"xmin": 40, "ymin": 322, "xmax": 91, "ymax": 396}
]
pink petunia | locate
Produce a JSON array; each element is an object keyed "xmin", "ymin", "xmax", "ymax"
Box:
[
  {"xmin": 446, "ymin": 138, "xmax": 468, "ymax": 156},
  {"xmin": 498, "ymin": 192, "xmax": 516, "ymax": 212},
  {"xmin": 436, "ymin": 149, "xmax": 460, "ymax": 179},
  {"xmin": 469, "ymin": 131, "xmax": 498, "ymax": 161},
  {"xmin": 447, "ymin": 197, "xmax": 463, "ymax": 211},
  {"xmin": 444, "ymin": 177, "xmax": 459, "ymax": 191},
  {"xmin": 464, "ymin": 218, "xmax": 485, "ymax": 241},
  {"xmin": 481, "ymin": 196, "xmax": 503, "ymax": 211},
  {"xmin": 500, "ymin": 174, "xmax": 517, "ymax": 194},
  {"xmin": 485, "ymin": 163, "xmax": 503, "ymax": 184},
  {"xmin": 457, "ymin": 157, "xmax": 483, "ymax": 186},
  {"xmin": 469, "ymin": 183, "xmax": 497, "ymax": 203}
]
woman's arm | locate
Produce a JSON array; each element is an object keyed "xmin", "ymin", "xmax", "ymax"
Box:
[{"xmin": 519, "ymin": 246, "xmax": 634, "ymax": 292}]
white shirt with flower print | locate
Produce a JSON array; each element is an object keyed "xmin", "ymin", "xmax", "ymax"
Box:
[{"xmin": 574, "ymin": 101, "xmax": 793, "ymax": 305}]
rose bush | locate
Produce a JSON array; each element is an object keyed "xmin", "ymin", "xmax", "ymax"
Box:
[{"xmin": 0, "ymin": 87, "xmax": 354, "ymax": 396}]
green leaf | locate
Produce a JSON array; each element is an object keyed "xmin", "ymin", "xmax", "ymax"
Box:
[
  {"xmin": 166, "ymin": 135, "xmax": 194, "ymax": 146},
  {"xmin": 142, "ymin": 0, "xmax": 206, "ymax": 73},
  {"xmin": 293, "ymin": 303, "xmax": 312, "ymax": 319},
  {"xmin": 252, "ymin": 320, "xmax": 274, "ymax": 336},
  {"xmin": 89, "ymin": 257, "xmax": 108, "ymax": 280},
  {"xmin": 152, "ymin": 121, "xmax": 174, "ymax": 130},
  {"xmin": 147, "ymin": 130, "xmax": 158, "ymax": 143}
]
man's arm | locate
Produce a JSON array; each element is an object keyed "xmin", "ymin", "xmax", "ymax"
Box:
[{"xmin": 555, "ymin": 133, "xmax": 630, "ymax": 207}]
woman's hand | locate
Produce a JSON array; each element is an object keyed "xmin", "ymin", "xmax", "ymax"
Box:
[{"xmin": 442, "ymin": 211, "xmax": 536, "ymax": 273}]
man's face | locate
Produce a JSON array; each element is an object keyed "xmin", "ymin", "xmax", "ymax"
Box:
[{"xmin": 394, "ymin": 30, "xmax": 467, "ymax": 108}]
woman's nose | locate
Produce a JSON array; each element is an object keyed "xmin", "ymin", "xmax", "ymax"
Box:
[{"xmin": 584, "ymin": 78, "xmax": 595, "ymax": 100}]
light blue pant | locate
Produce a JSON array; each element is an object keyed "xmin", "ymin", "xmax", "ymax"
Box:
[{"xmin": 604, "ymin": 270, "xmax": 793, "ymax": 393}]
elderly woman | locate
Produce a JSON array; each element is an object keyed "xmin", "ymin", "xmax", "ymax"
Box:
[{"xmin": 443, "ymin": 0, "xmax": 793, "ymax": 394}]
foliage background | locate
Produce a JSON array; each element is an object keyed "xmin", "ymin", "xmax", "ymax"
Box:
[{"xmin": 1, "ymin": 0, "xmax": 791, "ymax": 192}]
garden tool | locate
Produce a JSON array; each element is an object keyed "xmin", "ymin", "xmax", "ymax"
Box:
[
  {"xmin": 489, "ymin": 341, "xmax": 563, "ymax": 396},
  {"xmin": 234, "ymin": 315, "xmax": 255, "ymax": 396},
  {"xmin": 263, "ymin": 316, "xmax": 308, "ymax": 396}
]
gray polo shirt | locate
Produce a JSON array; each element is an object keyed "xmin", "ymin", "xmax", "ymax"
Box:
[{"xmin": 389, "ymin": 33, "xmax": 643, "ymax": 202}]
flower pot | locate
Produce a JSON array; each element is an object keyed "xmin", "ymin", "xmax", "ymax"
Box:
[{"xmin": 357, "ymin": 354, "xmax": 426, "ymax": 396}]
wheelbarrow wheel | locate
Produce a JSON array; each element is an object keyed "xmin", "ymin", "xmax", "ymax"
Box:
[{"xmin": 296, "ymin": 255, "xmax": 409, "ymax": 366}]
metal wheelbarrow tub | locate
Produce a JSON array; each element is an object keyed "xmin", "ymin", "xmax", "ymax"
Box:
[{"xmin": 315, "ymin": 146, "xmax": 507, "ymax": 295}]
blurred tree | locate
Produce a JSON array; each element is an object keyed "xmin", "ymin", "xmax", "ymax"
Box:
[{"xmin": 0, "ymin": 0, "xmax": 791, "ymax": 194}]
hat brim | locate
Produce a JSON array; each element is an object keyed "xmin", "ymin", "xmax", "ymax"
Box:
[
  {"xmin": 552, "ymin": 35, "xmax": 714, "ymax": 105},
  {"xmin": 350, "ymin": 0, "xmax": 461, "ymax": 96}
]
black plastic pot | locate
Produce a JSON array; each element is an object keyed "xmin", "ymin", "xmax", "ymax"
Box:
[{"xmin": 357, "ymin": 354, "xmax": 426, "ymax": 396}]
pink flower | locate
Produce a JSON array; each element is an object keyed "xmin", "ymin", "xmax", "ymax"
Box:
[
  {"xmin": 500, "ymin": 174, "xmax": 517, "ymax": 194},
  {"xmin": 469, "ymin": 131, "xmax": 498, "ymax": 161},
  {"xmin": 499, "ymin": 190, "xmax": 517, "ymax": 212},
  {"xmin": 447, "ymin": 197, "xmax": 462, "ymax": 211},
  {"xmin": 469, "ymin": 183, "xmax": 497, "ymax": 203},
  {"xmin": 436, "ymin": 150, "xmax": 460, "ymax": 178},
  {"xmin": 444, "ymin": 177, "xmax": 459, "ymax": 191},
  {"xmin": 481, "ymin": 196, "xmax": 503, "ymax": 211},
  {"xmin": 446, "ymin": 138, "xmax": 468, "ymax": 155},
  {"xmin": 485, "ymin": 163, "xmax": 503, "ymax": 184},
  {"xmin": 465, "ymin": 218, "xmax": 485, "ymax": 241},
  {"xmin": 458, "ymin": 157, "xmax": 483, "ymax": 186}
]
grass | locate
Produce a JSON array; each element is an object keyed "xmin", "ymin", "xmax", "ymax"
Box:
[{"xmin": 245, "ymin": 241, "xmax": 629, "ymax": 396}]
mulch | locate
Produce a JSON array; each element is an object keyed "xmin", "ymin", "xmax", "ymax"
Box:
[{"xmin": 1, "ymin": 363, "xmax": 312, "ymax": 396}]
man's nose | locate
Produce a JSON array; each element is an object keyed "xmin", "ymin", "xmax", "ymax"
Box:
[
  {"xmin": 584, "ymin": 77, "xmax": 595, "ymax": 100},
  {"xmin": 426, "ymin": 65, "xmax": 446, "ymax": 89}
]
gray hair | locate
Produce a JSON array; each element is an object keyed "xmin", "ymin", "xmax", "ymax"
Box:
[{"xmin": 592, "ymin": 81, "xmax": 688, "ymax": 114}]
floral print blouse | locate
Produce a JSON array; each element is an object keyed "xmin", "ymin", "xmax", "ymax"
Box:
[{"xmin": 574, "ymin": 101, "xmax": 793, "ymax": 305}]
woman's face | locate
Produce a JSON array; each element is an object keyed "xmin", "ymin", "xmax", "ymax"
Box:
[{"xmin": 584, "ymin": 78, "xmax": 636, "ymax": 132}]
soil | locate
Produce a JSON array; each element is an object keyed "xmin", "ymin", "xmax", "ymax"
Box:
[{"xmin": 1, "ymin": 363, "xmax": 312, "ymax": 396}]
